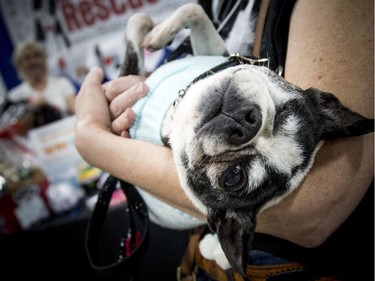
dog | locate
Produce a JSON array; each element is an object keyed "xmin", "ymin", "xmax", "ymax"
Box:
[{"xmin": 119, "ymin": 3, "xmax": 374, "ymax": 275}]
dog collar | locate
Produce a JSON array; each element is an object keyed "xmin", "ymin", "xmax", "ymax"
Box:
[{"xmin": 173, "ymin": 54, "xmax": 270, "ymax": 109}]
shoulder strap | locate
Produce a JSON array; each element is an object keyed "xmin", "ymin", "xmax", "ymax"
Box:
[
  {"xmin": 252, "ymin": 0, "xmax": 270, "ymax": 58},
  {"xmin": 86, "ymin": 175, "xmax": 149, "ymax": 278},
  {"xmin": 262, "ymin": 0, "xmax": 296, "ymax": 72}
]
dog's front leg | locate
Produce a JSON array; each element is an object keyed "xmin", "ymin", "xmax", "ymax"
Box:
[
  {"xmin": 143, "ymin": 3, "xmax": 228, "ymax": 56},
  {"xmin": 119, "ymin": 13, "xmax": 154, "ymax": 76}
]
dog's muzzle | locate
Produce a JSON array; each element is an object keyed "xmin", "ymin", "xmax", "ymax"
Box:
[
  {"xmin": 172, "ymin": 54, "xmax": 270, "ymax": 153},
  {"xmin": 198, "ymin": 92, "xmax": 262, "ymax": 147}
]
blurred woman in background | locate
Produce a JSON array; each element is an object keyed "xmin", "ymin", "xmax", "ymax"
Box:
[{"xmin": 6, "ymin": 39, "xmax": 76, "ymax": 132}]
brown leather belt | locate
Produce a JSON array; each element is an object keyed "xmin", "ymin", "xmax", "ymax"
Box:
[{"xmin": 177, "ymin": 227, "xmax": 340, "ymax": 281}]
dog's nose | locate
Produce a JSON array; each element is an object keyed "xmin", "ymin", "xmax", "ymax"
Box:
[
  {"xmin": 218, "ymin": 78, "xmax": 263, "ymax": 146},
  {"xmin": 200, "ymin": 102, "xmax": 262, "ymax": 147},
  {"xmin": 197, "ymin": 78, "xmax": 263, "ymax": 148},
  {"xmin": 221, "ymin": 104, "xmax": 262, "ymax": 145}
]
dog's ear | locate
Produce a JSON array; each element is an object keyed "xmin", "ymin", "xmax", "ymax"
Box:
[
  {"xmin": 306, "ymin": 88, "xmax": 374, "ymax": 139},
  {"xmin": 207, "ymin": 209, "xmax": 256, "ymax": 276}
]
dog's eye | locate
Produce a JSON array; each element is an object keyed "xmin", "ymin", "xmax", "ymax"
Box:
[{"xmin": 222, "ymin": 164, "xmax": 246, "ymax": 189}]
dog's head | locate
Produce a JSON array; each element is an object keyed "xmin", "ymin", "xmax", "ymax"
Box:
[{"xmin": 166, "ymin": 64, "xmax": 373, "ymax": 275}]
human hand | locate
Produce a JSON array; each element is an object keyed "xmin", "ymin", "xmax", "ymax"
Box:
[
  {"xmin": 75, "ymin": 67, "xmax": 112, "ymax": 131},
  {"xmin": 103, "ymin": 75, "xmax": 148, "ymax": 137}
]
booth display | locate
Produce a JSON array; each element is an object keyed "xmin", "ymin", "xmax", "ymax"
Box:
[{"xmin": 0, "ymin": 113, "xmax": 105, "ymax": 234}]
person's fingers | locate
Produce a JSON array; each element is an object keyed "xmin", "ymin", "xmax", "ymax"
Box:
[
  {"xmin": 109, "ymin": 82, "xmax": 148, "ymax": 119},
  {"xmin": 120, "ymin": 130, "xmax": 130, "ymax": 138},
  {"xmin": 104, "ymin": 75, "xmax": 145, "ymax": 101},
  {"xmin": 81, "ymin": 66, "xmax": 104, "ymax": 90},
  {"xmin": 111, "ymin": 108, "xmax": 136, "ymax": 135}
]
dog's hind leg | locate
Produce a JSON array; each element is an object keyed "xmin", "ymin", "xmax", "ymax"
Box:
[
  {"xmin": 119, "ymin": 13, "xmax": 154, "ymax": 76},
  {"xmin": 143, "ymin": 3, "xmax": 228, "ymax": 56}
]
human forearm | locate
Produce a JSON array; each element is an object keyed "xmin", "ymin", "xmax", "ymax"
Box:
[
  {"xmin": 75, "ymin": 118, "xmax": 205, "ymax": 220},
  {"xmin": 256, "ymin": 135, "xmax": 373, "ymax": 247}
]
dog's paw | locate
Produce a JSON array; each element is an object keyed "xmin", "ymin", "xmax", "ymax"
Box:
[
  {"xmin": 199, "ymin": 233, "xmax": 232, "ymax": 270},
  {"xmin": 142, "ymin": 23, "xmax": 176, "ymax": 51},
  {"xmin": 126, "ymin": 13, "xmax": 154, "ymax": 43}
]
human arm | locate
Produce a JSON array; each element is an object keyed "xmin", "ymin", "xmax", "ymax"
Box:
[
  {"xmin": 75, "ymin": 0, "xmax": 373, "ymax": 246},
  {"xmin": 255, "ymin": 0, "xmax": 374, "ymax": 247},
  {"xmin": 74, "ymin": 68, "xmax": 205, "ymax": 219}
]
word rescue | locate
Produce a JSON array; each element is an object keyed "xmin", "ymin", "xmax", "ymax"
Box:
[{"xmin": 61, "ymin": 0, "xmax": 158, "ymax": 32}]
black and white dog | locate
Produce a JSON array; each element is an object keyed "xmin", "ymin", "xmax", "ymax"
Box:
[{"xmin": 120, "ymin": 3, "xmax": 374, "ymax": 275}]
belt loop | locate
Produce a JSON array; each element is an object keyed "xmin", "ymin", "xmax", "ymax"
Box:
[{"xmin": 225, "ymin": 269, "xmax": 236, "ymax": 281}]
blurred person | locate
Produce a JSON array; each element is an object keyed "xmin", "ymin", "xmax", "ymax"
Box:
[{"xmin": 6, "ymin": 39, "xmax": 75, "ymax": 132}]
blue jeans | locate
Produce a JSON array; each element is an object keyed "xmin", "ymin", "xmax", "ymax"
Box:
[{"xmin": 248, "ymin": 249, "xmax": 290, "ymax": 265}]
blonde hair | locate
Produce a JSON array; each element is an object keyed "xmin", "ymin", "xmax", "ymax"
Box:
[{"xmin": 12, "ymin": 39, "xmax": 47, "ymax": 79}]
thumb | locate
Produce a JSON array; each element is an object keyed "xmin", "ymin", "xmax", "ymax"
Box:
[{"xmin": 82, "ymin": 66, "xmax": 104, "ymax": 88}]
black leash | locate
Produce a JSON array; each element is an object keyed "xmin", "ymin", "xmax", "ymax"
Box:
[{"xmin": 86, "ymin": 176, "xmax": 149, "ymax": 279}]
